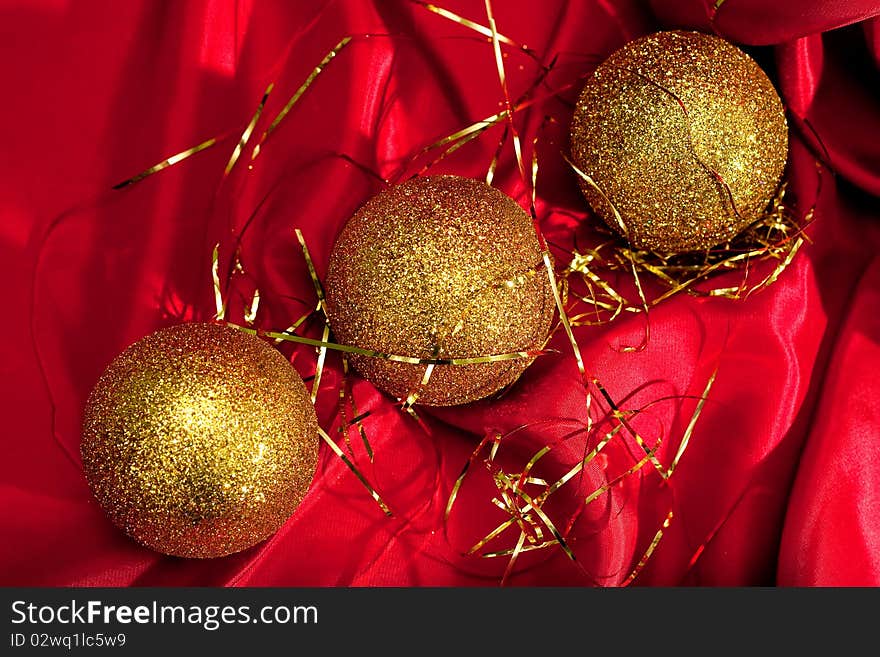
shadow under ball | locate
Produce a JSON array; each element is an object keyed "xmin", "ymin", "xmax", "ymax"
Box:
[
  {"xmin": 324, "ymin": 175, "xmax": 555, "ymax": 406},
  {"xmin": 80, "ymin": 322, "xmax": 319, "ymax": 558},
  {"xmin": 570, "ymin": 30, "xmax": 788, "ymax": 252}
]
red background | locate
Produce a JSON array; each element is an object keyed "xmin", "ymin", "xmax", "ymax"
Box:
[{"xmin": 1, "ymin": 0, "xmax": 879, "ymax": 586}]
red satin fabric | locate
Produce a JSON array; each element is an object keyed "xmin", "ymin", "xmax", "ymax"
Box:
[{"xmin": 2, "ymin": 0, "xmax": 879, "ymax": 586}]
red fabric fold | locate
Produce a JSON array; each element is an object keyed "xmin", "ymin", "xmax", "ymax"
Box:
[
  {"xmin": 2, "ymin": 0, "xmax": 878, "ymax": 586},
  {"xmin": 779, "ymin": 257, "xmax": 880, "ymax": 586},
  {"xmin": 650, "ymin": 0, "xmax": 880, "ymax": 45}
]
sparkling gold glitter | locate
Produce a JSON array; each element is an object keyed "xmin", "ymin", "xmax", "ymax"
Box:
[
  {"xmin": 324, "ymin": 175, "xmax": 554, "ymax": 406},
  {"xmin": 80, "ymin": 322, "xmax": 318, "ymax": 558},
  {"xmin": 570, "ymin": 30, "xmax": 789, "ymax": 252}
]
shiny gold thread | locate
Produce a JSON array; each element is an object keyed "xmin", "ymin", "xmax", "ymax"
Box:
[
  {"xmin": 570, "ymin": 30, "xmax": 788, "ymax": 252},
  {"xmin": 80, "ymin": 322, "xmax": 319, "ymax": 558},
  {"xmin": 324, "ymin": 175, "xmax": 555, "ymax": 406}
]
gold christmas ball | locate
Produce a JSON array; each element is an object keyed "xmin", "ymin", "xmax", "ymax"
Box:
[
  {"xmin": 324, "ymin": 175, "xmax": 554, "ymax": 406},
  {"xmin": 81, "ymin": 322, "xmax": 318, "ymax": 558},
  {"xmin": 570, "ymin": 30, "xmax": 788, "ymax": 252}
]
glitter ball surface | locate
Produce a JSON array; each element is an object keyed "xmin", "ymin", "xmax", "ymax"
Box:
[
  {"xmin": 570, "ymin": 30, "xmax": 789, "ymax": 252},
  {"xmin": 80, "ymin": 322, "xmax": 319, "ymax": 558},
  {"xmin": 324, "ymin": 175, "xmax": 555, "ymax": 406}
]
